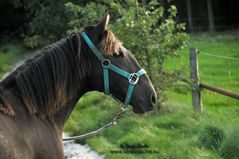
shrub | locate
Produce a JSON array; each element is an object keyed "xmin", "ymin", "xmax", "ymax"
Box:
[
  {"xmin": 65, "ymin": 2, "xmax": 107, "ymax": 34},
  {"xmin": 221, "ymin": 127, "xmax": 239, "ymax": 159},
  {"xmin": 198, "ymin": 125, "xmax": 225, "ymax": 152},
  {"xmin": 23, "ymin": 0, "xmax": 69, "ymax": 48},
  {"xmin": 23, "ymin": 35, "xmax": 47, "ymax": 49},
  {"xmin": 112, "ymin": 1, "xmax": 189, "ymax": 108}
]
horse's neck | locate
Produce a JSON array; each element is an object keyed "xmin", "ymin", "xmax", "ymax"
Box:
[{"xmin": 53, "ymin": 79, "xmax": 90, "ymax": 128}]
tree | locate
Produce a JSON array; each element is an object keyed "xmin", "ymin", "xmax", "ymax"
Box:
[
  {"xmin": 19, "ymin": 0, "xmax": 69, "ymax": 48},
  {"xmin": 142, "ymin": 0, "xmax": 147, "ymax": 5},
  {"xmin": 207, "ymin": 0, "xmax": 215, "ymax": 32},
  {"xmin": 111, "ymin": 2, "xmax": 188, "ymax": 106},
  {"xmin": 187, "ymin": 0, "xmax": 193, "ymax": 32}
]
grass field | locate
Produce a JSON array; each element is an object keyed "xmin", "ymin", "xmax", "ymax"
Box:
[{"xmin": 0, "ymin": 32, "xmax": 239, "ymax": 159}]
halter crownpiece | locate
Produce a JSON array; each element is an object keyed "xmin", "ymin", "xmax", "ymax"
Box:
[{"xmin": 81, "ymin": 32, "xmax": 146, "ymax": 108}]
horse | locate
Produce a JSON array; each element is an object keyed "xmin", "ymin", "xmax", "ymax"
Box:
[{"xmin": 0, "ymin": 14, "xmax": 156, "ymax": 159}]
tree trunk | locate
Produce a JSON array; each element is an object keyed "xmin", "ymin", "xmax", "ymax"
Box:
[
  {"xmin": 160, "ymin": 0, "xmax": 166, "ymax": 21},
  {"xmin": 135, "ymin": 0, "xmax": 139, "ymax": 21},
  {"xmin": 145, "ymin": 49, "xmax": 152, "ymax": 78},
  {"xmin": 186, "ymin": 0, "xmax": 193, "ymax": 32},
  {"xmin": 157, "ymin": 56, "xmax": 164, "ymax": 75},
  {"xmin": 207, "ymin": 0, "xmax": 215, "ymax": 31},
  {"xmin": 142, "ymin": 0, "xmax": 147, "ymax": 5}
]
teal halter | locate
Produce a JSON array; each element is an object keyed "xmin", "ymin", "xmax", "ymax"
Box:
[{"xmin": 81, "ymin": 32, "xmax": 146, "ymax": 108}]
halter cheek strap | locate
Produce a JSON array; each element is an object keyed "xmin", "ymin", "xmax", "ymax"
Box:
[{"xmin": 81, "ymin": 32, "xmax": 146, "ymax": 108}]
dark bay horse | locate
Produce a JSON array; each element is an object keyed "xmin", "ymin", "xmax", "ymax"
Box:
[{"xmin": 0, "ymin": 14, "xmax": 156, "ymax": 159}]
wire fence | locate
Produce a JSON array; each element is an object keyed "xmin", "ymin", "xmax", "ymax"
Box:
[
  {"xmin": 199, "ymin": 52, "xmax": 239, "ymax": 61},
  {"xmin": 189, "ymin": 48, "xmax": 239, "ymax": 111}
]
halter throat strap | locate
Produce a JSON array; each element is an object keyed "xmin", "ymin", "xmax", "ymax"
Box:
[{"xmin": 81, "ymin": 32, "xmax": 146, "ymax": 108}]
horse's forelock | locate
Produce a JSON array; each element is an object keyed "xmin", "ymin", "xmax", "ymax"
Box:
[{"xmin": 98, "ymin": 30, "xmax": 122, "ymax": 56}]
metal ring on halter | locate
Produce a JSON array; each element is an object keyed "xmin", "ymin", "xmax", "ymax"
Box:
[
  {"xmin": 129, "ymin": 73, "xmax": 139, "ymax": 85},
  {"xmin": 102, "ymin": 59, "xmax": 111, "ymax": 68}
]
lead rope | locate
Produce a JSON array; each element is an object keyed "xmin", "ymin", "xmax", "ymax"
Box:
[{"xmin": 63, "ymin": 106, "xmax": 126, "ymax": 141}]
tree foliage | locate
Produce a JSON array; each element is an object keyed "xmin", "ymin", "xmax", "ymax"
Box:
[
  {"xmin": 112, "ymin": 2, "xmax": 188, "ymax": 100},
  {"xmin": 23, "ymin": 0, "xmax": 69, "ymax": 48}
]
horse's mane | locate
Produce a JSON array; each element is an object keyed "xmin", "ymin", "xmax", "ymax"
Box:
[{"xmin": 0, "ymin": 29, "xmax": 121, "ymax": 117}]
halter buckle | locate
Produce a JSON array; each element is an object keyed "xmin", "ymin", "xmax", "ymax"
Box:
[
  {"xmin": 102, "ymin": 59, "xmax": 111, "ymax": 68},
  {"xmin": 129, "ymin": 73, "xmax": 139, "ymax": 85}
]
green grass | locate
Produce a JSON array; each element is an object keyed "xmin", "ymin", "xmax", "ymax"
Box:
[{"xmin": 1, "ymin": 32, "xmax": 239, "ymax": 159}]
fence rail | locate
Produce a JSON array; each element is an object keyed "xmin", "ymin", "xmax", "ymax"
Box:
[
  {"xmin": 200, "ymin": 82, "xmax": 239, "ymax": 100},
  {"xmin": 189, "ymin": 48, "xmax": 239, "ymax": 111}
]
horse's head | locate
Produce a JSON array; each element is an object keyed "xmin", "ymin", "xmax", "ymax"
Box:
[{"xmin": 84, "ymin": 14, "xmax": 156, "ymax": 114}]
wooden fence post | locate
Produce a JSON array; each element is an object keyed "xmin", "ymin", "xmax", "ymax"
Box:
[{"xmin": 190, "ymin": 48, "xmax": 202, "ymax": 111}]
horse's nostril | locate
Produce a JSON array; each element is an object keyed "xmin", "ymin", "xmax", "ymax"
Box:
[{"xmin": 150, "ymin": 94, "xmax": 157, "ymax": 106}]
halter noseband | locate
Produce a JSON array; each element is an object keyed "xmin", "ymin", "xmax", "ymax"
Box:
[{"xmin": 81, "ymin": 32, "xmax": 146, "ymax": 108}]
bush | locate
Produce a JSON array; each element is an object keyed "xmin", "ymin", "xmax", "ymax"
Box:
[
  {"xmin": 198, "ymin": 125, "xmax": 225, "ymax": 152},
  {"xmin": 23, "ymin": 35, "xmax": 47, "ymax": 49},
  {"xmin": 22, "ymin": 0, "xmax": 69, "ymax": 48},
  {"xmin": 65, "ymin": 2, "xmax": 107, "ymax": 34},
  {"xmin": 221, "ymin": 127, "xmax": 239, "ymax": 159}
]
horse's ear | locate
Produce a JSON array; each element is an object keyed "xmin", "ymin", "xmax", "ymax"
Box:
[{"xmin": 95, "ymin": 13, "xmax": 109, "ymax": 34}]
